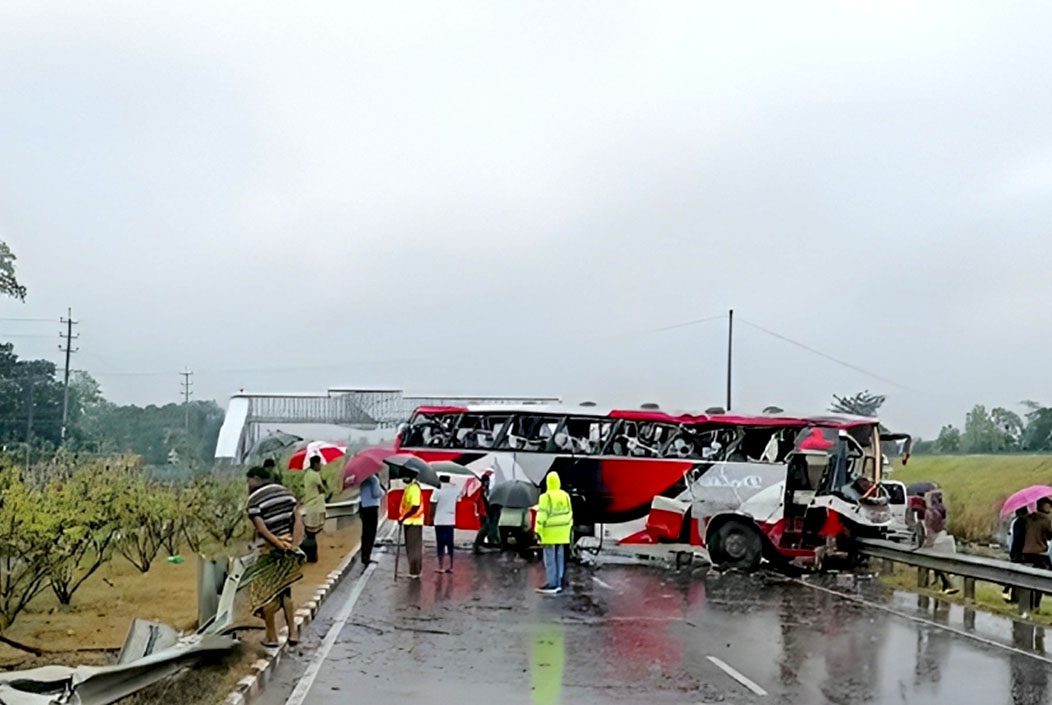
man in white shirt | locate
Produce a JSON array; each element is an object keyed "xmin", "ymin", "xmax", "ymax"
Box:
[{"xmin": 432, "ymin": 474, "xmax": 459, "ymax": 573}]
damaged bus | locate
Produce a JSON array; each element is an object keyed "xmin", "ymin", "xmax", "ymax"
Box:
[{"xmin": 395, "ymin": 404, "xmax": 909, "ymax": 570}]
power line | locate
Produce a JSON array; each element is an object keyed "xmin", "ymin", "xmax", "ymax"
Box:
[
  {"xmin": 0, "ymin": 317, "xmax": 58, "ymax": 323},
  {"xmin": 643, "ymin": 313, "xmax": 727, "ymax": 334},
  {"xmin": 738, "ymin": 317, "xmax": 914, "ymax": 391}
]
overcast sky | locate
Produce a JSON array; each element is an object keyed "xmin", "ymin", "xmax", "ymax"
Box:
[{"xmin": 2, "ymin": 1, "xmax": 1051, "ymax": 437}]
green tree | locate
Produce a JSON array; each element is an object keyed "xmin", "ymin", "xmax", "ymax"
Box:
[
  {"xmin": 934, "ymin": 424, "xmax": 961, "ymax": 453},
  {"xmin": 182, "ymin": 475, "xmax": 250, "ymax": 557},
  {"xmin": 830, "ymin": 390, "xmax": 886, "ymax": 417},
  {"xmin": 0, "ymin": 345, "xmax": 66, "ymax": 448},
  {"xmin": 991, "ymin": 407, "xmax": 1025, "ymax": 452},
  {"xmin": 78, "ymin": 400, "xmax": 224, "ymax": 465},
  {"xmin": 115, "ymin": 470, "xmax": 181, "ymax": 573},
  {"xmin": 961, "ymin": 404, "xmax": 999, "ymax": 453},
  {"xmin": 0, "ymin": 242, "xmax": 26, "ymax": 301},
  {"xmin": 0, "ymin": 467, "xmax": 58, "ymax": 637},
  {"xmin": 47, "ymin": 462, "xmax": 122, "ymax": 605},
  {"xmin": 1021, "ymin": 401, "xmax": 1052, "ymax": 451}
]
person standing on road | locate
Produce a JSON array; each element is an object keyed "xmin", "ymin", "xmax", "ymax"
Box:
[
  {"xmin": 923, "ymin": 490, "xmax": 959, "ymax": 595},
  {"xmin": 1021, "ymin": 497, "xmax": 1052, "ymax": 611},
  {"xmin": 358, "ymin": 472, "xmax": 384, "ymax": 569},
  {"xmin": 432, "ymin": 474, "xmax": 458, "ymax": 573},
  {"xmin": 1003, "ymin": 506, "xmax": 1030, "ymax": 603},
  {"xmin": 535, "ymin": 471, "xmax": 573, "ymax": 595},
  {"xmin": 243, "ymin": 466, "xmax": 305, "ymax": 648},
  {"xmin": 399, "ymin": 470, "xmax": 425, "ymax": 579},
  {"xmin": 301, "ymin": 455, "xmax": 327, "ymax": 563}
]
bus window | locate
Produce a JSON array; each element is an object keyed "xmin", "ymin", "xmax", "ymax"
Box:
[
  {"xmin": 403, "ymin": 413, "xmax": 458, "ymax": 448},
  {"xmin": 497, "ymin": 415, "xmax": 563, "ymax": 452}
]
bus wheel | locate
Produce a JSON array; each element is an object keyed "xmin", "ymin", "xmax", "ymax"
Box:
[{"xmin": 710, "ymin": 521, "xmax": 762, "ymax": 571}]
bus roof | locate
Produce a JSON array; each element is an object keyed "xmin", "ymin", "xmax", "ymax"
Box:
[{"xmin": 410, "ymin": 404, "xmax": 877, "ymax": 429}]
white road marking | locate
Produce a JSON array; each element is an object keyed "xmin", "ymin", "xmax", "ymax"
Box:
[
  {"xmin": 591, "ymin": 576, "xmax": 614, "ymax": 590},
  {"xmin": 284, "ymin": 523, "xmax": 396, "ymax": 705},
  {"xmin": 706, "ymin": 655, "xmax": 768, "ymax": 696}
]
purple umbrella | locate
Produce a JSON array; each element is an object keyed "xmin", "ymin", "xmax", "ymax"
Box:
[{"xmin": 1000, "ymin": 485, "xmax": 1052, "ymax": 519}]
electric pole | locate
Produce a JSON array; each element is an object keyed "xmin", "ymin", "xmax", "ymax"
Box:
[
  {"xmin": 726, "ymin": 309, "xmax": 734, "ymax": 412},
  {"xmin": 180, "ymin": 368, "xmax": 194, "ymax": 431},
  {"xmin": 59, "ymin": 308, "xmax": 78, "ymax": 442}
]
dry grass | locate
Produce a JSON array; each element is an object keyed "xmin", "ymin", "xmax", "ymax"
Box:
[
  {"xmin": 889, "ymin": 454, "xmax": 1052, "ymax": 543},
  {"xmin": 0, "ymin": 522, "xmax": 361, "ymax": 705}
]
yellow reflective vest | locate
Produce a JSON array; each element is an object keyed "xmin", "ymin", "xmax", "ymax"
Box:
[
  {"xmin": 400, "ymin": 481, "xmax": 424, "ymax": 525},
  {"xmin": 536, "ymin": 472, "xmax": 573, "ymax": 545}
]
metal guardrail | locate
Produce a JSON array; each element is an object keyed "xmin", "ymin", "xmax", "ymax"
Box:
[{"xmin": 858, "ymin": 538, "xmax": 1052, "ymax": 614}]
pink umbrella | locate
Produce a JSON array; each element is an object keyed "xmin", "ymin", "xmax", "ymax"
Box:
[
  {"xmin": 288, "ymin": 441, "xmax": 347, "ymax": 471},
  {"xmin": 1000, "ymin": 485, "xmax": 1052, "ymax": 518},
  {"xmin": 341, "ymin": 446, "xmax": 396, "ymax": 490}
]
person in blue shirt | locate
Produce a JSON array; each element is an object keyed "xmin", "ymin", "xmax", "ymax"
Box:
[{"xmin": 359, "ymin": 473, "xmax": 385, "ymax": 569}]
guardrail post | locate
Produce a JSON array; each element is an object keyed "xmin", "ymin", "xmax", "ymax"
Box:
[
  {"xmin": 963, "ymin": 577, "xmax": 976, "ymax": 602},
  {"xmin": 882, "ymin": 559, "xmax": 895, "ymax": 575},
  {"xmin": 1018, "ymin": 589, "xmax": 1032, "ymax": 616},
  {"xmin": 917, "ymin": 567, "xmax": 929, "ymax": 588}
]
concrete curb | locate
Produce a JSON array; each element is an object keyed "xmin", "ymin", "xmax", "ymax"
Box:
[{"xmin": 220, "ymin": 528, "xmax": 376, "ymax": 705}]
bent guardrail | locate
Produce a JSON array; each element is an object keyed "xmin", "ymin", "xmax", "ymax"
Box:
[{"xmin": 858, "ymin": 537, "xmax": 1052, "ymax": 615}]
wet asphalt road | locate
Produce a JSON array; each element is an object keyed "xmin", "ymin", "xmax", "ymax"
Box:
[{"xmin": 259, "ymin": 538, "xmax": 1052, "ymax": 705}]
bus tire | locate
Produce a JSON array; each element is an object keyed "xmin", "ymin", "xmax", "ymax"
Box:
[{"xmin": 709, "ymin": 520, "xmax": 762, "ymax": 571}]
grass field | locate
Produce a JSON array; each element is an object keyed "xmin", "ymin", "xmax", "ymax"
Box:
[{"xmin": 888, "ymin": 454, "xmax": 1052, "ymax": 543}]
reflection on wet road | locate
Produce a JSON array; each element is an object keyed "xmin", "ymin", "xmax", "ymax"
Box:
[{"xmin": 265, "ymin": 544, "xmax": 1052, "ymax": 705}]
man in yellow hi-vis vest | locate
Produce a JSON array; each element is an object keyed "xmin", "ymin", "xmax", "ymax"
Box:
[
  {"xmin": 535, "ymin": 471, "xmax": 573, "ymax": 595},
  {"xmin": 399, "ymin": 472, "xmax": 424, "ymax": 579}
]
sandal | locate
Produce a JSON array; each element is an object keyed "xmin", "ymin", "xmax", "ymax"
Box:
[{"xmin": 261, "ymin": 641, "xmax": 281, "ymax": 649}]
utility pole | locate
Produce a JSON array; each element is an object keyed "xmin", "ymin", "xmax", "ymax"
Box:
[
  {"xmin": 180, "ymin": 368, "xmax": 194, "ymax": 431},
  {"xmin": 726, "ymin": 309, "xmax": 734, "ymax": 412},
  {"xmin": 59, "ymin": 308, "xmax": 78, "ymax": 443},
  {"xmin": 25, "ymin": 374, "xmax": 34, "ymax": 471}
]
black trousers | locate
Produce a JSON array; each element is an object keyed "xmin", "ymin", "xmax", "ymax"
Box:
[
  {"xmin": 1021, "ymin": 553, "xmax": 1051, "ymax": 609},
  {"xmin": 360, "ymin": 506, "xmax": 378, "ymax": 564}
]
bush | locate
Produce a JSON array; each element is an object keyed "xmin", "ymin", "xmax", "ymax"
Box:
[
  {"xmin": 47, "ymin": 461, "xmax": 123, "ymax": 605},
  {"xmin": 115, "ymin": 468, "xmax": 181, "ymax": 573},
  {"xmin": 182, "ymin": 474, "xmax": 251, "ymax": 558}
]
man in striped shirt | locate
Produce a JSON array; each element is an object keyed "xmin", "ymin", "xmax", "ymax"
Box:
[{"xmin": 246, "ymin": 466, "xmax": 305, "ymax": 647}]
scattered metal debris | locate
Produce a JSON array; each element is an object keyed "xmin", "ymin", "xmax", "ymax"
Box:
[{"xmin": 0, "ymin": 556, "xmax": 254, "ymax": 705}]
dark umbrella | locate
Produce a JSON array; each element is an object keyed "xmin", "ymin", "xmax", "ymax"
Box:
[
  {"xmin": 384, "ymin": 454, "xmax": 441, "ymax": 488},
  {"xmin": 246, "ymin": 431, "xmax": 303, "ymax": 463},
  {"xmin": 489, "ymin": 480, "xmax": 540, "ymax": 509},
  {"xmin": 907, "ymin": 481, "xmax": 939, "ymax": 497}
]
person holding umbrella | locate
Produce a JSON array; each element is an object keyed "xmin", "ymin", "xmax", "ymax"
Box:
[
  {"xmin": 399, "ymin": 468, "xmax": 425, "ymax": 579},
  {"xmin": 535, "ymin": 471, "xmax": 573, "ymax": 595},
  {"xmin": 1021, "ymin": 497, "xmax": 1052, "ymax": 610},
  {"xmin": 300, "ymin": 455, "xmax": 328, "ymax": 563},
  {"xmin": 358, "ymin": 472, "xmax": 385, "ymax": 569}
]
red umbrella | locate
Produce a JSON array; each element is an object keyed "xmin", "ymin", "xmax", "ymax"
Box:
[
  {"xmin": 341, "ymin": 445, "xmax": 396, "ymax": 490},
  {"xmin": 288, "ymin": 441, "xmax": 347, "ymax": 471}
]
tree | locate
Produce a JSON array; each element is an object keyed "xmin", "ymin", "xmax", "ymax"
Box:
[
  {"xmin": 0, "ymin": 242, "xmax": 26, "ymax": 301},
  {"xmin": 0, "ymin": 344, "xmax": 66, "ymax": 448},
  {"xmin": 47, "ymin": 463, "xmax": 122, "ymax": 605},
  {"xmin": 1019, "ymin": 401, "xmax": 1052, "ymax": 452},
  {"xmin": 0, "ymin": 467, "xmax": 58, "ymax": 643},
  {"xmin": 115, "ymin": 471, "xmax": 180, "ymax": 573},
  {"xmin": 961, "ymin": 404, "xmax": 999, "ymax": 453},
  {"xmin": 934, "ymin": 425, "xmax": 961, "ymax": 454},
  {"xmin": 830, "ymin": 390, "xmax": 886, "ymax": 417},
  {"xmin": 182, "ymin": 475, "xmax": 250, "ymax": 557},
  {"xmin": 78, "ymin": 400, "xmax": 224, "ymax": 466},
  {"xmin": 991, "ymin": 407, "xmax": 1025, "ymax": 452}
]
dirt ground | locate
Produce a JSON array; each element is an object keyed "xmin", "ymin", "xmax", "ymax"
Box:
[{"xmin": 0, "ymin": 520, "xmax": 362, "ymax": 705}]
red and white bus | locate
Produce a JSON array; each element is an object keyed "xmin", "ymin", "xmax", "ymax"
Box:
[{"xmin": 395, "ymin": 404, "xmax": 908, "ymax": 569}]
